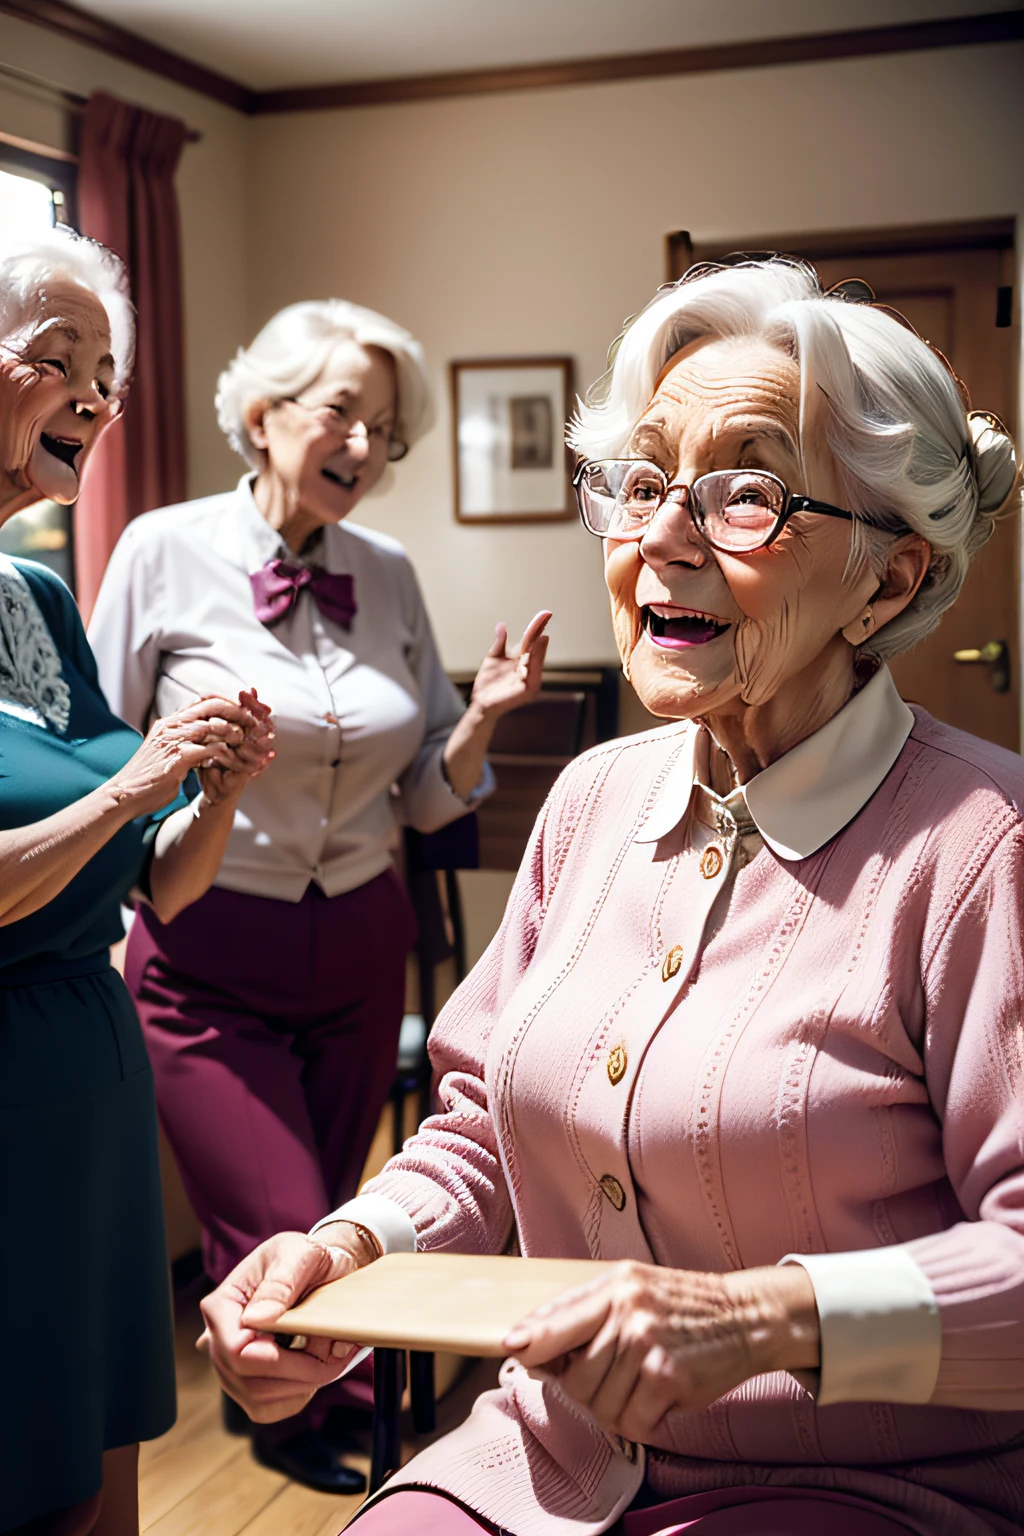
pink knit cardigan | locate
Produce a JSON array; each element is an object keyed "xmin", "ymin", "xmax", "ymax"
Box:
[{"xmin": 363, "ymin": 707, "xmax": 1024, "ymax": 1536}]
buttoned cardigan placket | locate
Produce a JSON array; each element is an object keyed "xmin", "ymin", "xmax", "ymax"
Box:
[{"xmin": 548, "ymin": 764, "xmax": 764, "ymax": 1264}]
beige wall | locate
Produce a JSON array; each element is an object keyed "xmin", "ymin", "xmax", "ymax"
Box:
[
  {"xmin": 247, "ymin": 41, "xmax": 1024, "ymax": 671},
  {"xmin": 0, "ymin": 12, "xmax": 248, "ymax": 502}
]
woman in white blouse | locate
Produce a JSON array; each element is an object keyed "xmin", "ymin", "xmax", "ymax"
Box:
[{"xmin": 88, "ymin": 299, "xmax": 550, "ymax": 1494}]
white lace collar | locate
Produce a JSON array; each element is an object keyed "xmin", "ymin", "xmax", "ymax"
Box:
[{"xmin": 0, "ymin": 555, "xmax": 71, "ymax": 733}]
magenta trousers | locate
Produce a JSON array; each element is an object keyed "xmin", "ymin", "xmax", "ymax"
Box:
[
  {"xmin": 346, "ymin": 1487, "xmax": 929, "ymax": 1534},
  {"xmin": 126, "ymin": 871, "xmax": 415, "ymax": 1285},
  {"xmin": 125, "ymin": 871, "xmax": 416, "ymax": 1427}
]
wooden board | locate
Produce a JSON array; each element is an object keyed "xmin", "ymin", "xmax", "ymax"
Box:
[{"xmin": 274, "ymin": 1252, "xmax": 614, "ymax": 1356}]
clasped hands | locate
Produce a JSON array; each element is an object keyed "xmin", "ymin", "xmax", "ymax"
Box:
[
  {"xmin": 199, "ymin": 1230, "xmax": 819, "ymax": 1443},
  {"xmin": 112, "ymin": 689, "xmax": 275, "ymax": 817}
]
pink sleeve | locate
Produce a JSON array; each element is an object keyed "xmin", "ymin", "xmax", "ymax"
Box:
[
  {"xmin": 907, "ymin": 820, "xmax": 1024, "ymax": 1409},
  {"xmin": 361, "ymin": 770, "xmax": 572, "ymax": 1254}
]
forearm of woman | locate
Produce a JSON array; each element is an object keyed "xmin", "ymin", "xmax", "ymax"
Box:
[
  {"xmin": 0, "ymin": 785, "xmax": 133, "ymax": 926},
  {"xmin": 310, "ymin": 1220, "xmax": 383, "ymax": 1271},
  {"xmin": 721, "ymin": 1263, "xmax": 821, "ymax": 1374},
  {"xmin": 442, "ymin": 702, "xmax": 497, "ymax": 800},
  {"xmin": 146, "ymin": 793, "xmax": 238, "ymax": 925}
]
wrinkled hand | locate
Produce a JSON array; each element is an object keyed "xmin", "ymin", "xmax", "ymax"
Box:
[
  {"xmin": 198, "ymin": 1231, "xmax": 367, "ymax": 1422},
  {"xmin": 108, "ymin": 695, "xmax": 260, "ymax": 818},
  {"xmin": 469, "ymin": 610, "xmax": 552, "ymax": 721},
  {"xmin": 503, "ymin": 1260, "xmax": 819, "ymax": 1445},
  {"xmin": 0, "ymin": 346, "xmax": 69, "ymax": 499},
  {"xmin": 196, "ymin": 688, "xmax": 276, "ymax": 807}
]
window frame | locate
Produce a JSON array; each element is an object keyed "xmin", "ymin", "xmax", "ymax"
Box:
[
  {"xmin": 0, "ymin": 139, "xmax": 78, "ymax": 226},
  {"xmin": 0, "ymin": 144, "xmax": 81, "ymax": 592}
]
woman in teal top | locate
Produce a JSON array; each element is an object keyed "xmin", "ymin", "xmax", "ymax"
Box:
[{"xmin": 0, "ymin": 230, "xmax": 274, "ymax": 1535}]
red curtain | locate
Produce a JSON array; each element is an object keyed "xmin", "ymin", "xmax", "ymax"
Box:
[{"xmin": 74, "ymin": 91, "xmax": 188, "ymax": 618}]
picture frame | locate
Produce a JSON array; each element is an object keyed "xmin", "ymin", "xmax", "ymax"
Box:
[{"xmin": 450, "ymin": 356, "xmax": 575, "ymax": 525}]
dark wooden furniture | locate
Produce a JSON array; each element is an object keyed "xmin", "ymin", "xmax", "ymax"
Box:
[{"xmin": 450, "ymin": 667, "xmax": 620, "ymax": 870}]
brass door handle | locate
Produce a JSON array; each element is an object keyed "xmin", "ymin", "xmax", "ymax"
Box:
[{"xmin": 953, "ymin": 638, "xmax": 1011, "ymax": 693}]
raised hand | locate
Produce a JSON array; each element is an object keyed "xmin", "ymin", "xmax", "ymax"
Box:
[
  {"xmin": 469, "ymin": 610, "xmax": 552, "ymax": 721},
  {"xmin": 196, "ymin": 688, "xmax": 276, "ymax": 807}
]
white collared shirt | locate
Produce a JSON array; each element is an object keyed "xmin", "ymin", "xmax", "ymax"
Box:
[
  {"xmin": 635, "ymin": 662, "xmax": 915, "ymax": 860},
  {"xmin": 89, "ymin": 475, "xmax": 493, "ymax": 901},
  {"xmin": 323, "ymin": 668, "xmax": 941, "ymax": 1407}
]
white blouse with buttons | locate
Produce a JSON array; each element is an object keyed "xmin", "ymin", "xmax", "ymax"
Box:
[{"xmin": 89, "ymin": 475, "xmax": 492, "ymax": 902}]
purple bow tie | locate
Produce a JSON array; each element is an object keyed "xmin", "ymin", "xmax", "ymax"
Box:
[{"xmin": 250, "ymin": 559, "xmax": 357, "ymax": 629}]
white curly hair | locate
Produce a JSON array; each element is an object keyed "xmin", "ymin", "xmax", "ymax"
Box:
[
  {"xmin": 570, "ymin": 258, "xmax": 1019, "ymax": 662},
  {"xmin": 0, "ymin": 224, "xmax": 134, "ymax": 386}
]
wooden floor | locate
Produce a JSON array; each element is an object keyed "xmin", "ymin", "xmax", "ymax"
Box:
[
  {"xmin": 140, "ymin": 1288, "xmax": 361, "ymax": 1536},
  {"xmin": 140, "ymin": 1099, "xmax": 499, "ymax": 1535}
]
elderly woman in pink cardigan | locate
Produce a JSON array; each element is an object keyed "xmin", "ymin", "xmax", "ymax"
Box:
[{"xmin": 200, "ymin": 259, "xmax": 1023, "ymax": 1536}]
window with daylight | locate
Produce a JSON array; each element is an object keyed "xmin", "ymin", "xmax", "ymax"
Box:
[{"xmin": 0, "ymin": 148, "xmax": 79, "ymax": 590}]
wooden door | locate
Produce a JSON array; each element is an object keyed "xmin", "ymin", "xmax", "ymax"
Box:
[{"xmin": 676, "ymin": 227, "xmax": 1019, "ymax": 751}]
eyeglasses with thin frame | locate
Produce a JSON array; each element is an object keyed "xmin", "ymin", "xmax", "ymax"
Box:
[
  {"xmin": 573, "ymin": 459, "xmax": 855, "ymax": 554},
  {"xmin": 282, "ymin": 395, "xmax": 408, "ymax": 462}
]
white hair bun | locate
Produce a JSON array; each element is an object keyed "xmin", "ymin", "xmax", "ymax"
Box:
[{"xmin": 970, "ymin": 411, "xmax": 1019, "ymax": 514}]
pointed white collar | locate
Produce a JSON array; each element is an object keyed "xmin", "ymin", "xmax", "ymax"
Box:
[{"xmin": 635, "ymin": 666, "xmax": 913, "ymax": 861}]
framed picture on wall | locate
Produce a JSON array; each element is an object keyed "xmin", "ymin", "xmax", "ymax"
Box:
[{"xmin": 450, "ymin": 357, "xmax": 575, "ymax": 524}]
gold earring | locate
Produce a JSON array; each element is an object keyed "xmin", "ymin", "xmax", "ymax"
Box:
[{"xmin": 842, "ymin": 607, "xmax": 874, "ymax": 645}]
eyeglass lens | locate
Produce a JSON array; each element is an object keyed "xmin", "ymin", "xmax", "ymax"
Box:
[
  {"xmin": 578, "ymin": 462, "xmax": 787, "ymax": 551},
  {"xmin": 294, "ymin": 397, "xmax": 406, "ymax": 461}
]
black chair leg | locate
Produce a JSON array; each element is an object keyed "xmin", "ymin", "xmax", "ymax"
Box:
[
  {"xmin": 445, "ymin": 868, "xmax": 468, "ymax": 981},
  {"xmin": 370, "ymin": 1347, "xmax": 405, "ymax": 1493},
  {"xmin": 390, "ymin": 1082, "xmax": 405, "ymax": 1157},
  {"xmin": 409, "ymin": 1350, "xmax": 436, "ymax": 1435}
]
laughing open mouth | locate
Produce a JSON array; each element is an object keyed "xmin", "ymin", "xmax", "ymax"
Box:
[
  {"xmin": 641, "ymin": 605, "xmax": 731, "ymax": 648},
  {"xmin": 322, "ymin": 467, "xmax": 358, "ymax": 490},
  {"xmin": 40, "ymin": 433, "xmax": 83, "ymax": 469}
]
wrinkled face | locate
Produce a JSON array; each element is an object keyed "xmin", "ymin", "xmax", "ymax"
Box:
[
  {"xmin": 604, "ymin": 335, "xmax": 877, "ymax": 720},
  {"xmin": 0, "ymin": 281, "xmax": 120, "ymax": 505},
  {"xmin": 252, "ymin": 340, "xmax": 397, "ymax": 525}
]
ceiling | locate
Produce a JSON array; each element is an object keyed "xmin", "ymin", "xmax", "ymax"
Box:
[{"xmin": 65, "ymin": 0, "xmax": 1021, "ymax": 92}]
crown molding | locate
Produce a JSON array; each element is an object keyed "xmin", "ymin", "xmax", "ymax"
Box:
[
  {"xmin": 0, "ymin": 0, "xmax": 255, "ymax": 111},
  {"xmin": 254, "ymin": 9, "xmax": 1024, "ymax": 113},
  {"xmin": 1, "ymin": 2, "xmax": 1021, "ymax": 117}
]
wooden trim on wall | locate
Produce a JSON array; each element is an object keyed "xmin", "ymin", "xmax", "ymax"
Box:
[
  {"xmin": 1, "ymin": 2, "xmax": 1021, "ymax": 117},
  {"xmin": 0, "ymin": 0, "xmax": 255, "ymax": 112},
  {"xmin": 254, "ymin": 10, "xmax": 1024, "ymax": 114},
  {"xmin": 669, "ymin": 218, "xmax": 1018, "ymax": 281}
]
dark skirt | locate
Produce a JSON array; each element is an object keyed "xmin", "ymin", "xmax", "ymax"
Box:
[{"xmin": 0, "ymin": 955, "xmax": 176, "ymax": 1530}]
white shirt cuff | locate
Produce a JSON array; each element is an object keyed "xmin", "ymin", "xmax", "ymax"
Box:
[
  {"xmin": 780, "ymin": 1246, "xmax": 941, "ymax": 1406},
  {"xmin": 310, "ymin": 1194, "xmax": 418, "ymax": 1255}
]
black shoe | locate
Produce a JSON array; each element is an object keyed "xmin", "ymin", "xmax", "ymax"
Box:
[
  {"xmin": 221, "ymin": 1391, "xmax": 253, "ymax": 1437},
  {"xmin": 253, "ymin": 1427, "xmax": 368, "ymax": 1495}
]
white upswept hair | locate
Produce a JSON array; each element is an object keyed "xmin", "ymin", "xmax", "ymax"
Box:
[
  {"xmin": 0, "ymin": 224, "xmax": 135, "ymax": 387},
  {"xmin": 216, "ymin": 299, "xmax": 435, "ymax": 469},
  {"xmin": 570, "ymin": 258, "xmax": 1019, "ymax": 662}
]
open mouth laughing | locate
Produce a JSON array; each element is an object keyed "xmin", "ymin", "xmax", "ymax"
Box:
[
  {"xmin": 641, "ymin": 604, "xmax": 731, "ymax": 648},
  {"xmin": 321, "ymin": 466, "xmax": 358, "ymax": 491},
  {"xmin": 39, "ymin": 433, "xmax": 83, "ymax": 471}
]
